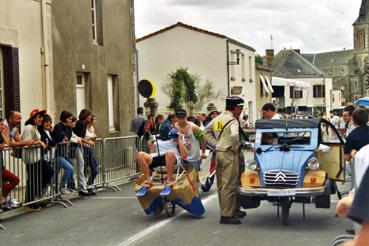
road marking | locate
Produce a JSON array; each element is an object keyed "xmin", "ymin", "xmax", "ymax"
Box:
[
  {"xmin": 117, "ymin": 193, "xmax": 217, "ymax": 246},
  {"xmin": 93, "ymin": 196, "xmax": 137, "ymax": 199}
]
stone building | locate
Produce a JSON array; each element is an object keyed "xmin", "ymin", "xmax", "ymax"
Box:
[
  {"xmin": 0, "ymin": 0, "xmax": 51, "ymax": 119},
  {"xmin": 0, "ymin": 0, "xmax": 136, "ymax": 137},
  {"xmin": 51, "ymin": 0, "xmax": 136, "ymax": 136},
  {"xmin": 301, "ymin": 0, "xmax": 369, "ymax": 105}
]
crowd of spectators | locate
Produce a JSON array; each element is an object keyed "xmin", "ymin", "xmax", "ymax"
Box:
[{"xmin": 1, "ymin": 108, "xmax": 99, "ymax": 212}]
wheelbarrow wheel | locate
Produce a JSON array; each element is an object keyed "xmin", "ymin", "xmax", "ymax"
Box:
[{"xmin": 164, "ymin": 198, "xmax": 176, "ymax": 217}]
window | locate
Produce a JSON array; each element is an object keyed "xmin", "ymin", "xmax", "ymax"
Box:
[
  {"xmin": 241, "ymin": 54, "xmax": 245, "ymax": 81},
  {"xmin": 260, "ymin": 78, "xmax": 264, "ymax": 97},
  {"xmin": 290, "ymin": 86, "xmax": 303, "ymax": 98},
  {"xmin": 91, "ymin": 0, "xmax": 103, "ymax": 45},
  {"xmin": 249, "ymin": 56, "xmax": 252, "ymax": 82},
  {"xmin": 231, "ymin": 86, "xmax": 242, "ymax": 95},
  {"xmin": 107, "ymin": 75, "xmax": 119, "ymax": 131},
  {"xmin": 260, "ymin": 131, "xmax": 311, "ymax": 146},
  {"xmin": 76, "ymin": 74, "xmax": 85, "ymax": 115},
  {"xmin": 313, "ymin": 85, "xmax": 325, "ymax": 98},
  {"xmin": 230, "ymin": 52, "xmax": 235, "ymax": 80},
  {"xmin": 1, "ymin": 46, "xmax": 20, "ymax": 116}
]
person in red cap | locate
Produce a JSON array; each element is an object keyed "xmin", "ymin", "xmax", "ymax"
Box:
[{"xmin": 22, "ymin": 108, "xmax": 54, "ymax": 211}]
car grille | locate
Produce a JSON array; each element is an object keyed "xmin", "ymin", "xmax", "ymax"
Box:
[{"xmin": 264, "ymin": 170, "xmax": 299, "ymax": 186}]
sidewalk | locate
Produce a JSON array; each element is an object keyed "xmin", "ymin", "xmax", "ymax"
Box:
[{"xmin": 0, "ymin": 183, "xmax": 151, "ymax": 246}]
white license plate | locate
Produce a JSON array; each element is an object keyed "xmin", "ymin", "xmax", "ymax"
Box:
[{"xmin": 267, "ymin": 189, "xmax": 296, "ymax": 197}]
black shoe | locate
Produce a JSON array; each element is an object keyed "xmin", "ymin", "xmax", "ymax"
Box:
[
  {"xmin": 78, "ymin": 191, "xmax": 91, "ymax": 196},
  {"xmin": 346, "ymin": 229, "xmax": 355, "ymax": 235},
  {"xmin": 220, "ymin": 216, "xmax": 241, "ymax": 224},
  {"xmin": 234, "ymin": 210, "xmax": 246, "ymax": 218},
  {"xmin": 88, "ymin": 189, "xmax": 97, "ymax": 196}
]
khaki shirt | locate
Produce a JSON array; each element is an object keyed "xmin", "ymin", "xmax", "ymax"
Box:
[{"xmin": 205, "ymin": 110, "xmax": 240, "ymax": 152}]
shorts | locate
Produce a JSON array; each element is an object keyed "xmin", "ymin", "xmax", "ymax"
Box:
[
  {"xmin": 150, "ymin": 155, "xmax": 166, "ymax": 169},
  {"xmin": 150, "ymin": 155, "xmax": 179, "ymax": 169}
]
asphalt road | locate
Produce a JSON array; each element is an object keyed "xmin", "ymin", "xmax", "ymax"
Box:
[{"xmin": 0, "ymin": 183, "xmax": 352, "ymax": 246}]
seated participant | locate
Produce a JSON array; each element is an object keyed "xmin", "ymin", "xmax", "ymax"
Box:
[{"xmin": 136, "ymin": 130, "xmax": 186, "ymax": 196}]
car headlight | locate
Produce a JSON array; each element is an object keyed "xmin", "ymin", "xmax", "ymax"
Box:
[
  {"xmin": 245, "ymin": 160, "xmax": 258, "ymax": 171},
  {"xmin": 307, "ymin": 158, "xmax": 319, "ymax": 171}
]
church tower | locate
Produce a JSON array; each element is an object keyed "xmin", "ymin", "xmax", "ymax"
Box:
[
  {"xmin": 351, "ymin": 0, "xmax": 369, "ymax": 100},
  {"xmin": 354, "ymin": 0, "xmax": 369, "ymax": 56}
]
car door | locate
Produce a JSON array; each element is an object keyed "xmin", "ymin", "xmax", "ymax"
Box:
[{"xmin": 317, "ymin": 119, "xmax": 345, "ymax": 182}]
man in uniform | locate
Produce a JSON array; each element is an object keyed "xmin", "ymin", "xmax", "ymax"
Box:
[{"xmin": 205, "ymin": 96, "xmax": 245, "ymax": 224}]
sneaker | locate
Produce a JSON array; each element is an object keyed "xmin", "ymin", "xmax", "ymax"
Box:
[
  {"xmin": 78, "ymin": 190, "xmax": 91, "ymax": 196},
  {"xmin": 60, "ymin": 188, "xmax": 72, "ymax": 195},
  {"xmin": 88, "ymin": 189, "xmax": 96, "ymax": 196},
  {"xmin": 68, "ymin": 187, "xmax": 78, "ymax": 193},
  {"xmin": 6, "ymin": 197, "xmax": 20, "ymax": 208},
  {"xmin": 1, "ymin": 202, "xmax": 12, "ymax": 211}
]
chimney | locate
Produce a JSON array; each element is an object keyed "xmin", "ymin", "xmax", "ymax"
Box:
[
  {"xmin": 265, "ymin": 49, "xmax": 274, "ymax": 68},
  {"xmin": 293, "ymin": 49, "xmax": 301, "ymax": 54}
]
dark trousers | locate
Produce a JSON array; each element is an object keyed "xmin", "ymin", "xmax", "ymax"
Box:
[
  {"xmin": 25, "ymin": 160, "xmax": 54, "ymax": 203},
  {"xmin": 84, "ymin": 146, "xmax": 98, "ymax": 186}
]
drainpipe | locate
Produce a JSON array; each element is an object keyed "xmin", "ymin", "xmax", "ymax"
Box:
[
  {"xmin": 41, "ymin": 0, "xmax": 50, "ymax": 111},
  {"xmin": 226, "ymin": 40, "xmax": 230, "ymax": 96},
  {"xmin": 131, "ymin": 0, "xmax": 139, "ymax": 109}
]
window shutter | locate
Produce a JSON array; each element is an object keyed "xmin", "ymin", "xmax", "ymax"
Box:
[
  {"xmin": 3, "ymin": 47, "xmax": 20, "ymax": 116},
  {"xmin": 290, "ymin": 86, "xmax": 294, "ymax": 98}
]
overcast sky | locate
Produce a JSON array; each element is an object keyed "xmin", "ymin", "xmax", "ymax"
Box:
[{"xmin": 135, "ymin": 0, "xmax": 362, "ymax": 55}]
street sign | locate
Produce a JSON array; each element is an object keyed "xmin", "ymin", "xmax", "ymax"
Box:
[{"xmin": 138, "ymin": 79, "xmax": 156, "ymax": 98}]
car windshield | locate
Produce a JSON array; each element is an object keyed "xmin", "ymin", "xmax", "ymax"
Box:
[{"xmin": 261, "ymin": 131, "xmax": 311, "ymax": 146}]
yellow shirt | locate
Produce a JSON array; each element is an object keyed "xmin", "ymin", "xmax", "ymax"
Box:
[{"xmin": 204, "ymin": 111, "xmax": 240, "ymax": 152}]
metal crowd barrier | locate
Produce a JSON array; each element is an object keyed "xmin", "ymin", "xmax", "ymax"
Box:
[
  {"xmin": 0, "ymin": 151, "xmax": 4, "ymax": 230},
  {"xmin": 0, "ymin": 135, "xmax": 141, "ymax": 229},
  {"xmin": 0, "ymin": 145, "xmax": 59, "ymax": 223},
  {"xmin": 102, "ymin": 136, "xmax": 138, "ymax": 188}
]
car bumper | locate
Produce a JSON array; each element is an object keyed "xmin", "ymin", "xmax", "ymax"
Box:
[{"xmin": 238, "ymin": 186, "xmax": 326, "ymax": 197}]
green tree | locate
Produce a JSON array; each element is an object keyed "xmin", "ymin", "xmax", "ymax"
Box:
[
  {"xmin": 255, "ymin": 54, "xmax": 264, "ymax": 65},
  {"xmin": 162, "ymin": 68, "xmax": 197, "ymax": 110},
  {"xmin": 162, "ymin": 67, "xmax": 222, "ymax": 111}
]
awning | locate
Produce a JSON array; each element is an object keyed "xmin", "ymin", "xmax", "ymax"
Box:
[
  {"xmin": 259, "ymin": 75, "xmax": 270, "ymax": 94},
  {"xmin": 356, "ymin": 97, "xmax": 369, "ymax": 107},
  {"xmin": 264, "ymin": 76, "xmax": 274, "ymax": 93},
  {"xmin": 272, "ymin": 76, "xmax": 310, "ymax": 88}
]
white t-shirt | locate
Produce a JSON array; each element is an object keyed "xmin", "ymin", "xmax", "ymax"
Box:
[
  {"xmin": 271, "ymin": 113, "xmax": 283, "ymax": 120},
  {"xmin": 151, "ymin": 139, "xmax": 180, "ymax": 158}
]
